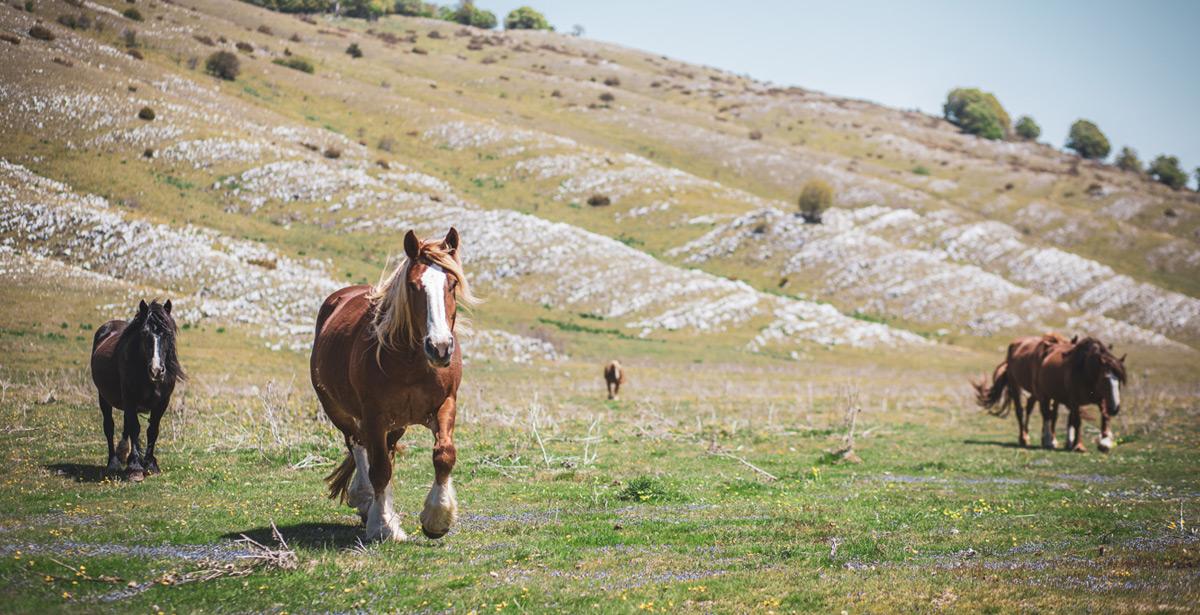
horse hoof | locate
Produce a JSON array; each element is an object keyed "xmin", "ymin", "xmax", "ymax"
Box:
[
  {"xmin": 1019, "ymin": 435, "xmax": 1031, "ymax": 448},
  {"xmin": 1071, "ymin": 445, "xmax": 1087, "ymax": 453},
  {"xmin": 145, "ymin": 463, "xmax": 161, "ymax": 476},
  {"xmin": 421, "ymin": 526, "xmax": 448, "ymax": 540},
  {"xmin": 1097, "ymin": 437, "xmax": 1114, "ymax": 453},
  {"xmin": 126, "ymin": 469, "xmax": 145, "ymax": 483}
]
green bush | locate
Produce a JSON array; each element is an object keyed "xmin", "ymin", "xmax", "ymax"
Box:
[
  {"xmin": 798, "ymin": 179, "xmax": 833, "ymax": 224},
  {"xmin": 122, "ymin": 7, "xmax": 143, "ymax": 21},
  {"xmin": 204, "ymin": 51, "xmax": 240, "ymax": 80},
  {"xmin": 28, "ymin": 24, "xmax": 55, "ymax": 41},
  {"xmin": 1014, "ymin": 115, "xmax": 1040, "ymax": 141},
  {"xmin": 1115, "ymin": 147, "xmax": 1142, "ymax": 174},
  {"xmin": 943, "ymin": 87, "xmax": 1010, "ymax": 140},
  {"xmin": 446, "ymin": 1, "xmax": 495, "ymax": 28},
  {"xmin": 243, "ymin": 0, "xmax": 335, "ymax": 13},
  {"xmin": 1066, "ymin": 119, "xmax": 1110, "ymax": 160},
  {"xmin": 617, "ymin": 476, "xmax": 681, "ymax": 503},
  {"xmin": 273, "ymin": 56, "xmax": 315, "ymax": 73},
  {"xmin": 504, "ymin": 6, "xmax": 551, "ymax": 30},
  {"xmin": 346, "ymin": 42, "xmax": 363, "ymax": 58},
  {"xmin": 343, "ymin": 0, "xmax": 388, "ymax": 19},
  {"xmin": 1147, "ymin": 155, "xmax": 1187, "ymax": 190},
  {"xmin": 394, "ymin": 0, "xmax": 436, "ymax": 17}
]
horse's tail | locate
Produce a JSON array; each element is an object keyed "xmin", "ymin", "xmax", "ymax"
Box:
[
  {"xmin": 973, "ymin": 361, "xmax": 1011, "ymax": 417},
  {"xmin": 325, "ymin": 450, "xmax": 356, "ymax": 504}
]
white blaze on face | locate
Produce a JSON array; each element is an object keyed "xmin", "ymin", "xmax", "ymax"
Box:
[
  {"xmin": 150, "ymin": 333, "xmax": 163, "ymax": 375},
  {"xmin": 1107, "ymin": 374, "xmax": 1121, "ymax": 408},
  {"xmin": 420, "ymin": 264, "xmax": 453, "ymax": 346}
]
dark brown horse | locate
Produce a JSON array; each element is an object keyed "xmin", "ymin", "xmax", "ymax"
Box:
[
  {"xmin": 90, "ymin": 299, "xmax": 184, "ymax": 481},
  {"xmin": 312, "ymin": 228, "xmax": 476, "ymax": 541},
  {"xmin": 1037, "ymin": 337, "xmax": 1125, "ymax": 453},
  {"xmin": 603, "ymin": 360, "xmax": 625, "ymax": 400},
  {"xmin": 974, "ymin": 333, "xmax": 1069, "ymax": 448}
]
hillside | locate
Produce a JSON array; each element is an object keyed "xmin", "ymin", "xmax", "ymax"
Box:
[{"xmin": 1, "ymin": 2, "xmax": 1199, "ymax": 612}]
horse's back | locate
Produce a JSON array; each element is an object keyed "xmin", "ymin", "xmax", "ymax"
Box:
[
  {"xmin": 311, "ymin": 286, "xmax": 373, "ymax": 415},
  {"xmin": 91, "ymin": 320, "xmax": 126, "ymax": 406}
]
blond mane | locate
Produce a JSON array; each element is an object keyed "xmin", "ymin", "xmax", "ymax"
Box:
[{"xmin": 367, "ymin": 241, "xmax": 477, "ymax": 360}]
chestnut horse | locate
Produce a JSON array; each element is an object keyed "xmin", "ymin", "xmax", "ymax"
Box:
[
  {"xmin": 1038, "ymin": 337, "xmax": 1125, "ymax": 453},
  {"xmin": 90, "ymin": 299, "xmax": 184, "ymax": 481},
  {"xmin": 312, "ymin": 228, "xmax": 476, "ymax": 541},
  {"xmin": 974, "ymin": 333, "xmax": 1069, "ymax": 448},
  {"xmin": 603, "ymin": 360, "xmax": 625, "ymax": 400}
]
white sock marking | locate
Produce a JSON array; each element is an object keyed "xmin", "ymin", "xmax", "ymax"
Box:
[
  {"xmin": 348, "ymin": 444, "xmax": 373, "ymax": 515},
  {"xmin": 366, "ymin": 482, "xmax": 405, "ymax": 542},
  {"xmin": 420, "ymin": 478, "xmax": 458, "ymax": 537}
]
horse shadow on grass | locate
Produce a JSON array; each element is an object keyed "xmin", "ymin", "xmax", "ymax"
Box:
[
  {"xmin": 223, "ymin": 522, "xmax": 364, "ymax": 550},
  {"xmin": 961, "ymin": 439, "xmax": 1026, "ymax": 449},
  {"xmin": 46, "ymin": 463, "xmax": 109, "ymax": 483}
]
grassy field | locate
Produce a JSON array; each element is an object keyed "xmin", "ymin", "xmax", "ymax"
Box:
[{"xmin": 1, "ymin": 273, "xmax": 1198, "ymax": 613}]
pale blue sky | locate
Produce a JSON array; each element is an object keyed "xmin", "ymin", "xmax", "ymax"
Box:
[{"xmin": 484, "ymin": 0, "xmax": 1199, "ymax": 179}]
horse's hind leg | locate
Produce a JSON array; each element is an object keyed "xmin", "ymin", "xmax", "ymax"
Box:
[
  {"xmin": 346, "ymin": 434, "xmax": 374, "ymax": 523},
  {"xmin": 99, "ymin": 396, "xmax": 122, "ymax": 476},
  {"xmin": 1019, "ymin": 396, "xmax": 1036, "ymax": 448},
  {"xmin": 421, "ymin": 397, "xmax": 458, "ymax": 539},
  {"xmin": 1038, "ymin": 398, "xmax": 1058, "ymax": 450},
  {"xmin": 364, "ymin": 427, "xmax": 405, "ymax": 542},
  {"xmin": 143, "ymin": 404, "xmax": 167, "ymax": 475},
  {"xmin": 122, "ymin": 408, "xmax": 146, "ymax": 482}
]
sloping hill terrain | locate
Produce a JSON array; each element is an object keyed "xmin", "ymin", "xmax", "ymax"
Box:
[{"xmin": 1, "ymin": 1, "xmax": 1198, "ymax": 612}]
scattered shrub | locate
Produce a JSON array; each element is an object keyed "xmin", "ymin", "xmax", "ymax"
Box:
[
  {"xmin": 123, "ymin": 28, "xmax": 138, "ymax": 47},
  {"xmin": 205, "ymin": 50, "xmax": 240, "ymax": 80},
  {"xmin": 323, "ymin": 146, "xmax": 341, "ymax": 159},
  {"xmin": 377, "ymin": 135, "xmax": 395, "ymax": 152},
  {"xmin": 1014, "ymin": 115, "xmax": 1040, "ymax": 141},
  {"xmin": 1147, "ymin": 155, "xmax": 1187, "ymax": 190},
  {"xmin": 256, "ymin": 24, "xmax": 273, "ymax": 35},
  {"xmin": 602, "ymin": 76, "xmax": 620, "ymax": 87},
  {"xmin": 346, "ymin": 42, "xmax": 362, "ymax": 57},
  {"xmin": 128, "ymin": 48, "xmax": 143, "ymax": 59},
  {"xmin": 143, "ymin": 148, "xmax": 154, "ymax": 158},
  {"xmin": 193, "ymin": 34, "xmax": 215, "ymax": 46},
  {"xmin": 617, "ymin": 476, "xmax": 679, "ymax": 503},
  {"xmin": 912, "ymin": 165, "xmax": 931, "ymax": 176},
  {"xmin": 598, "ymin": 92, "xmax": 614, "ymax": 102},
  {"xmin": 943, "ymin": 87, "xmax": 1010, "ymax": 140},
  {"xmin": 504, "ymin": 6, "xmax": 551, "ymax": 30},
  {"xmin": 1, "ymin": 33, "xmax": 21, "ymax": 45},
  {"xmin": 28, "ymin": 24, "xmax": 55, "ymax": 41},
  {"xmin": 427, "ymin": 29, "xmax": 443, "ymax": 39},
  {"xmin": 1115, "ymin": 147, "xmax": 1142, "ymax": 174},
  {"xmin": 412, "ymin": 46, "xmax": 427, "ymax": 55},
  {"xmin": 137, "ymin": 106, "xmax": 155, "ymax": 120},
  {"xmin": 122, "ymin": 7, "xmax": 143, "ymax": 21},
  {"xmin": 448, "ymin": 1, "xmax": 496, "ymax": 29},
  {"xmin": 748, "ymin": 129, "xmax": 762, "ymax": 140},
  {"xmin": 586, "ymin": 194, "xmax": 610, "ymax": 207},
  {"xmin": 549, "ymin": 89, "xmax": 561, "ymax": 97},
  {"xmin": 273, "ymin": 56, "xmax": 314, "ymax": 73},
  {"xmin": 1066, "ymin": 119, "xmax": 1110, "ymax": 160},
  {"xmin": 798, "ymin": 179, "xmax": 833, "ymax": 224},
  {"xmin": 235, "ymin": 41, "xmax": 254, "ymax": 53},
  {"xmin": 57, "ymin": 13, "xmax": 91, "ymax": 29}
]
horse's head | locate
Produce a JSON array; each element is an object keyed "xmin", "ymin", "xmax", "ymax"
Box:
[
  {"xmin": 1068, "ymin": 337, "xmax": 1126, "ymax": 416},
  {"xmin": 370, "ymin": 228, "xmax": 476, "ymax": 369},
  {"xmin": 134, "ymin": 299, "xmax": 179, "ymax": 383}
]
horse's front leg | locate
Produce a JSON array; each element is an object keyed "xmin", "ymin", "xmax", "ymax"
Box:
[
  {"xmin": 364, "ymin": 426, "xmax": 405, "ymax": 542},
  {"xmin": 143, "ymin": 403, "xmax": 168, "ymax": 475},
  {"xmin": 1012, "ymin": 390, "xmax": 1026, "ymax": 447},
  {"xmin": 99, "ymin": 396, "xmax": 122, "ymax": 476},
  {"xmin": 421, "ymin": 397, "xmax": 458, "ymax": 539},
  {"xmin": 1067, "ymin": 405, "xmax": 1086, "ymax": 452},
  {"xmin": 1038, "ymin": 397, "xmax": 1058, "ymax": 450},
  {"xmin": 122, "ymin": 408, "xmax": 146, "ymax": 482},
  {"xmin": 1097, "ymin": 411, "xmax": 1114, "ymax": 453}
]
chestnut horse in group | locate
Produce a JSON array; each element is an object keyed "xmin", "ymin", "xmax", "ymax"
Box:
[
  {"xmin": 90, "ymin": 299, "xmax": 185, "ymax": 481},
  {"xmin": 974, "ymin": 333, "xmax": 1069, "ymax": 448},
  {"xmin": 975, "ymin": 334, "xmax": 1125, "ymax": 452},
  {"xmin": 311, "ymin": 228, "xmax": 476, "ymax": 541},
  {"xmin": 603, "ymin": 360, "xmax": 625, "ymax": 400}
]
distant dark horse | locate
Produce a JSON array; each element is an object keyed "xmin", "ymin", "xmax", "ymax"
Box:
[
  {"xmin": 90, "ymin": 300, "xmax": 184, "ymax": 481},
  {"xmin": 974, "ymin": 333, "xmax": 1069, "ymax": 448},
  {"xmin": 603, "ymin": 360, "xmax": 625, "ymax": 400},
  {"xmin": 312, "ymin": 228, "xmax": 476, "ymax": 541}
]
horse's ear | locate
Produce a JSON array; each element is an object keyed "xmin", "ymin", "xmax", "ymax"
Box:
[
  {"xmin": 403, "ymin": 230, "xmax": 420, "ymax": 260},
  {"xmin": 1070, "ymin": 335, "xmax": 1078, "ymax": 344},
  {"xmin": 138, "ymin": 299, "xmax": 149, "ymax": 315},
  {"xmin": 1119, "ymin": 354, "xmax": 1127, "ymax": 363},
  {"xmin": 163, "ymin": 299, "xmax": 172, "ymax": 314},
  {"xmin": 444, "ymin": 227, "xmax": 460, "ymax": 256}
]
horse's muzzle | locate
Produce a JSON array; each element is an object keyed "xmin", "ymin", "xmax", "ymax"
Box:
[
  {"xmin": 423, "ymin": 336, "xmax": 455, "ymax": 367},
  {"xmin": 149, "ymin": 368, "xmax": 165, "ymax": 383}
]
